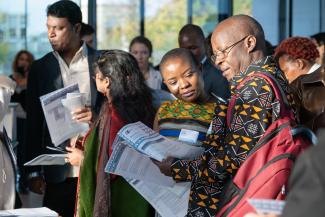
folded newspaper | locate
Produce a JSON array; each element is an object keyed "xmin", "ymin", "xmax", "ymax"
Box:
[
  {"xmin": 105, "ymin": 121, "xmax": 205, "ymax": 217},
  {"xmin": 24, "ymin": 154, "xmax": 67, "ymax": 166},
  {"xmin": 40, "ymin": 83, "xmax": 89, "ymax": 146},
  {"xmin": 248, "ymin": 199, "xmax": 286, "ymax": 215},
  {"xmin": 0, "ymin": 207, "xmax": 58, "ymax": 217}
]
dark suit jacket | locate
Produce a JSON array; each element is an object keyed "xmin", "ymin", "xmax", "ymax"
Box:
[
  {"xmin": 25, "ymin": 46, "xmax": 100, "ymax": 183},
  {"xmin": 202, "ymin": 59, "xmax": 230, "ymax": 100},
  {"xmin": 282, "ymin": 130, "xmax": 325, "ymax": 217}
]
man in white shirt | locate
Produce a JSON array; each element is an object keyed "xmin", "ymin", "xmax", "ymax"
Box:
[{"xmin": 25, "ymin": 1, "xmax": 100, "ymax": 216}]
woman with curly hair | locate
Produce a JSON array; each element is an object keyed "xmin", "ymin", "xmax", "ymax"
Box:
[
  {"xmin": 274, "ymin": 37, "xmax": 325, "ymax": 132},
  {"xmin": 274, "ymin": 36, "xmax": 320, "ymax": 83}
]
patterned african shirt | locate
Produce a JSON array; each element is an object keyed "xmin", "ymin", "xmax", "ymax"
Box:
[
  {"xmin": 171, "ymin": 56, "xmax": 296, "ymax": 217},
  {"xmin": 157, "ymin": 100, "xmax": 216, "ymax": 146}
]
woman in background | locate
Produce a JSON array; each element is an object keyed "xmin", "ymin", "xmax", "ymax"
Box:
[
  {"xmin": 10, "ymin": 50, "xmax": 34, "ymax": 194},
  {"xmin": 129, "ymin": 36, "xmax": 162, "ymax": 90},
  {"xmin": 74, "ymin": 50, "xmax": 155, "ymax": 217}
]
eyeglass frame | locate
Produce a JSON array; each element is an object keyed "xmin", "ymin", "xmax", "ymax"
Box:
[{"xmin": 211, "ymin": 35, "xmax": 249, "ymax": 63}]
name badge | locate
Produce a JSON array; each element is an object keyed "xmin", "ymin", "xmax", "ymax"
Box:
[{"xmin": 179, "ymin": 129, "xmax": 199, "ymax": 144}]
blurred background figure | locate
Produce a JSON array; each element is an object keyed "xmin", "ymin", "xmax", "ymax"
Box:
[
  {"xmin": 80, "ymin": 22, "xmax": 95, "ymax": 48},
  {"xmin": 129, "ymin": 36, "xmax": 162, "ymax": 90},
  {"xmin": 9, "ymin": 50, "xmax": 34, "ymax": 194},
  {"xmin": 274, "ymin": 36, "xmax": 324, "ymax": 132},
  {"xmin": 310, "ymin": 32, "xmax": 325, "ymax": 65},
  {"xmin": 10, "ymin": 50, "xmax": 34, "ymax": 99},
  {"xmin": 178, "ymin": 24, "xmax": 230, "ymax": 100},
  {"xmin": 265, "ymin": 40, "xmax": 276, "ymax": 56},
  {"xmin": 0, "ymin": 75, "xmax": 17, "ymax": 209}
]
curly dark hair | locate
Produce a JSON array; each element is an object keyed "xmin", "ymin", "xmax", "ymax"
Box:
[
  {"xmin": 94, "ymin": 50, "xmax": 155, "ymax": 126},
  {"xmin": 274, "ymin": 37, "xmax": 319, "ymax": 62}
]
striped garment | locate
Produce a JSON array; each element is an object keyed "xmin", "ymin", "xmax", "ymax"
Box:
[{"xmin": 157, "ymin": 99, "xmax": 216, "ymax": 146}]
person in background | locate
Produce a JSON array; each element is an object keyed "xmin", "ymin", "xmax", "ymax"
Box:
[
  {"xmin": 80, "ymin": 22, "xmax": 95, "ymax": 48},
  {"xmin": 178, "ymin": 24, "xmax": 230, "ymax": 100},
  {"xmin": 154, "ymin": 48, "xmax": 216, "ymax": 146},
  {"xmin": 129, "ymin": 35, "xmax": 162, "ymax": 90},
  {"xmin": 0, "ymin": 75, "xmax": 17, "ymax": 210},
  {"xmin": 274, "ymin": 36, "xmax": 324, "ymax": 132},
  {"xmin": 11, "ymin": 50, "xmax": 34, "ymax": 94},
  {"xmin": 25, "ymin": 1, "xmax": 100, "ymax": 216},
  {"xmin": 310, "ymin": 32, "xmax": 325, "ymax": 65},
  {"xmin": 274, "ymin": 37, "xmax": 320, "ymax": 83},
  {"xmin": 10, "ymin": 50, "xmax": 34, "ymax": 194},
  {"xmin": 74, "ymin": 50, "xmax": 155, "ymax": 217}
]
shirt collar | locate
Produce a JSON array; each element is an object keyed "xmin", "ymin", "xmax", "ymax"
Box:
[{"xmin": 307, "ymin": 63, "xmax": 321, "ymax": 74}]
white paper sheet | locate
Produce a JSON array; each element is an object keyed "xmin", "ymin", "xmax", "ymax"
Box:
[
  {"xmin": 106, "ymin": 142, "xmax": 175, "ymax": 186},
  {"xmin": 115, "ymin": 121, "xmax": 204, "ymax": 161},
  {"xmin": 127, "ymin": 178, "xmax": 190, "ymax": 217},
  {"xmin": 40, "ymin": 84, "xmax": 89, "ymax": 146},
  {"xmin": 105, "ymin": 122, "xmax": 205, "ymax": 217},
  {"xmin": 248, "ymin": 199, "xmax": 286, "ymax": 215},
  {"xmin": 0, "ymin": 207, "xmax": 58, "ymax": 217},
  {"xmin": 24, "ymin": 154, "xmax": 67, "ymax": 166}
]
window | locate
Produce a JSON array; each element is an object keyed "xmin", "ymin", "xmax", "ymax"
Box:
[
  {"xmin": 145, "ymin": 0, "xmax": 187, "ymax": 66},
  {"xmin": 96, "ymin": 0, "xmax": 140, "ymax": 51},
  {"xmin": 0, "ymin": 0, "xmax": 81, "ymax": 75},
  {"xmin": 192, "ymin": 0, "xmax": 219, "ymax": 36}
]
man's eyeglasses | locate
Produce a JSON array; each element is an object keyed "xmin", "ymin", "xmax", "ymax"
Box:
[{"xmin": 211, "ymin": 35, "xmax": 249, "ymax": 63}]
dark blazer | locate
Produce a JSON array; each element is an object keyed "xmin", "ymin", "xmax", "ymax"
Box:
[
  {"xmin": 25, "ymin": 46, "xmax": 100, "ymax": 183},
  {"xmin": 291, "ymin": 67, "xmax": 325, "ymax": 132},
  {"xmin": 282, "ymin": 130, "xmax": 325, "ymax": 217},
  {"xmin": 202, "ymin": 58, "xmax": 230, "ymax": 100}
]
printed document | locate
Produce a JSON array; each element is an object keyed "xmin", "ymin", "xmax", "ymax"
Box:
[
  {"xmin": 0, "ymin": 207, "xmax": 58, "ymax": 216},
  {"xmin": 113, "ymin": 121, "xmax": 204, "ymax": 161},
  {"xmin": 40, "ymin": 84, "xmax": 88, "ymax": 146},
  {"xmin": 24, "ymin": 154, "xmax": 67, "ymax": 166},
  {"xmin": 248, "ymin": 199, "xmax": 286, "ymax": 215},
  {"xmin": 105, "ymin": 122, "xmax": 205, "ymax": 217}
]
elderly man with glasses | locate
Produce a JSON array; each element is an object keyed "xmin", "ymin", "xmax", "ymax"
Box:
[{"xmin": 154, "ymin": 15, "xmax": 296, "ymax": 217}]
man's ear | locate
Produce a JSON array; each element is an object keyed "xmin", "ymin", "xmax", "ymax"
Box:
[
  {"xmin": 73, "ymin": 23, "xmax": 82, "ymax": 35},
  {"xmin": 245, "ymin": 35, "xmax": 257, "ymax": 53}
]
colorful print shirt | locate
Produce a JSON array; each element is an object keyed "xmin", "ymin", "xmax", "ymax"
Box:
[
  {"xmin": 171, "ymin": 56, "xmax": 296, "ymax": 217},
  {"xmin": 157, "ymin": 99, "xmax": 216, "ymax": 146}
]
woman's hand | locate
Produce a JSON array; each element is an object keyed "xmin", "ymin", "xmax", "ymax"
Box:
[
  {"xmin": 65, "ymin": 146, "xmax": 84, "ymax": 166},
  {"xmin": 151, "ymin": 157, "xmax": 175, "ymax": 177}
]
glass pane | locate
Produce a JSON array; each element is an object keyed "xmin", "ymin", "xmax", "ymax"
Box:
[
  {"xmin": 145, "ymin": 0, "xmax": 187, "ymax": 66},
  {"xmin": 0, "ymin": 0, "xmax": 82, "ymax": 75},
  {"xmin": 233, "ymin": 0, "xmax": 253, "ymax": 16},
  {"xmin": 0, "ymin": 0, "xmax": 25, "ymax": 74},
  {"xmin": 96, "ymin": 0, "xmax": 140, "ymax": 51},
  {"xmin": 192, "ymin": 0, "xmax": 218, "ymax": 36}
]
